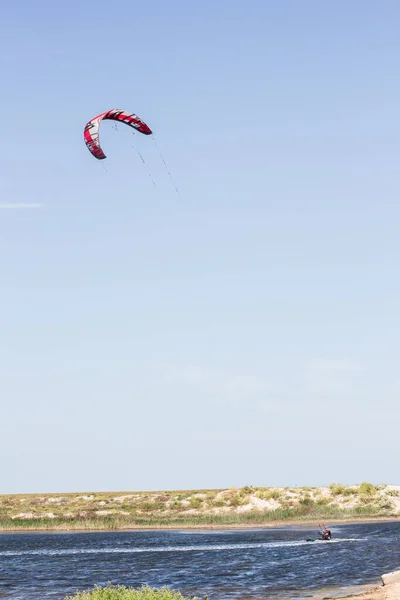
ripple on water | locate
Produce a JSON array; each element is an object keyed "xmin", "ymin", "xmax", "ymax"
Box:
[{"xmin": 0, "ymin": 522, "xmax": 399, "ymax": 599}]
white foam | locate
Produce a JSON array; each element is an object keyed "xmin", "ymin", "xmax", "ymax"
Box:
[{"xmin": 0, "ymin": 538, "xmax": 364, "ymax": 557}]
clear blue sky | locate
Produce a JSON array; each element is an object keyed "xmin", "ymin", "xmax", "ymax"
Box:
[{"xmin": 1, "ymin": 0, "xmax": 400, "ymax": 493}]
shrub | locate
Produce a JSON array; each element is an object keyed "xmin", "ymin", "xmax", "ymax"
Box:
[
  {"xmin": 300, "ymin": 493, "xmax": 314, "ymax": 507},
  {"xmin": 342, "ymin": 487, "xmax": 357, "ymax": 496},
  {"xmin": 359, "ymin": 482, "xmax": 377, "ymax": 496},
  {"xmin": 315, "ymin": 497, "xmax": 329, "ymax": 506},
  {"xmin": 65, "ymin": 584, "xmax": 196, "ymax": 599},
  {"xmin": 139, "ymin": 502, "xmax": 163, "ymax": 512},
  {"xmin": 229, "ymin": 494, "xmax": 243, "ymax": 507},
  {"xmin": 211, "ymin": 499, "xmax": 225, "ymax": 508},
  {"xmin": 329, "ymin": 483, "xmax": 345, "ymax": 496},
  {"xmin": 189, "ymin": 497, "xmax": 203, "ymax": 509},
  {"xmin": 270, "ymin": 490, "xmax": 281, "ymax": 500}
]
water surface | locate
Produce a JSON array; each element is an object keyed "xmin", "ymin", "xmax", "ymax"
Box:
[{"xmin": 1, "ymin": 521, "xmax": 399, "ymax": 599}]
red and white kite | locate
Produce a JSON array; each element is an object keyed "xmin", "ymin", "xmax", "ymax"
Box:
[{"xmin": 84, "ymin": 109, "xmax": 152, "ymax": 160}]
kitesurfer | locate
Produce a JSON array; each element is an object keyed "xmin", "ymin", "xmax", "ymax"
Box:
[{"xmin": 321, "ymin": 525, "xmax": 331, "ymax": 540}]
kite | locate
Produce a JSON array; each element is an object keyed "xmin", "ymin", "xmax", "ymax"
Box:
[{"xmin": 84, "ymin": 109, "xmax": 152, "ymax": 160}]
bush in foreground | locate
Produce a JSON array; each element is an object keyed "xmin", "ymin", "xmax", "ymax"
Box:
[{"xmin": 65, "ymin": 584, "xmax": 198, "ymax": 600}]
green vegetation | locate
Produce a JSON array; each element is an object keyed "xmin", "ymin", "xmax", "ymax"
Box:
[
  {"xmin": 329, "ymin": 483, "xmax": 345, "ymax": 496},
  {"xmin": 0, "ymin": 483, "xmax": 398, "ymax": 532},
  {"xmin": 66, "ymin": 585, "xmax": 198, "ymax": 600},
  {"xmin": 359, "ymin": 482, "xmax": 377, "ymax": 496}
]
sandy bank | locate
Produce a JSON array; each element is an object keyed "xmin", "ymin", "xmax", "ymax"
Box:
[
  {"xmin": 1, "ymin": 484, "xmax": 399, "ymax": 530},
  {"xmin": 310, "ymin": 570, "xmax": 400, "ymax": 600}
]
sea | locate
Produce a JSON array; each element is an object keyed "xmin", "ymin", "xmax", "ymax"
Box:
[{"xmin": 1, "ymin": 521, "xmax": 400, "ymax": 599}]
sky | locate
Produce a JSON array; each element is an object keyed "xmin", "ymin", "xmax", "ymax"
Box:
[{"xmin": 1, "ymin": 0, "xmax": 400, "ymax": 494}]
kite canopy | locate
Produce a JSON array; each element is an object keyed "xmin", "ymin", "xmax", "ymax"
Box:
[{"xmin": 84, "ymin": 109, "xmax": 152, "ymax": 160}]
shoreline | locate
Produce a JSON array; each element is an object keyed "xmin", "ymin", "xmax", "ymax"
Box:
[
  {"xmin": 0, "ymin": 515, "xmax": 398, "ymax": 534},
  {"xmin": 308, "ymin": 570, "xmax": 400, "ymax": 600},
  {"xmin": 308, "ymin": 582, "xmax": 381, "ymax": 599}
]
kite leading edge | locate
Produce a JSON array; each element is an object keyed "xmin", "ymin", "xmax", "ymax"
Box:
[{"xmin": 83, "ymin": 108, "xmax": 152, "ymax": 160}]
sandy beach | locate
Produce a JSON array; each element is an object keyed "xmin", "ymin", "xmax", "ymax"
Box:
[
  {"xmin": 309, "ymin": 571, "xmax": 400, "ymax": 600},
  {"xmin": 332, "ymin": 585, "xmax": 400, "ymax": 599}
]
